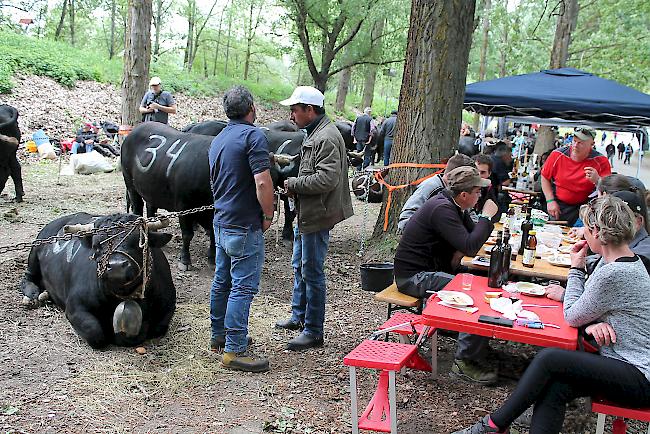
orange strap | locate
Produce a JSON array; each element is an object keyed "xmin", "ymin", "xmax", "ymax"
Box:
[{"xmin": 374, "ymin": 163, "xmax": 446, "ymax": 231}]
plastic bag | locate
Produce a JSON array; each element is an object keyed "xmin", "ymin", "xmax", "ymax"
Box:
[{"xmin": 62, "ymin": 151, "xmax": 114, "ymax": 175}]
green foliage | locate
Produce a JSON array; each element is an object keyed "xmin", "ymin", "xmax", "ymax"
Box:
[
  {"xmin": 0, "ymin": 31, "xmax": 106, "ymax": 91},
  {"xmin": 467, "ymin": 0, "xmax": 650, "ymax": 92},
  {"xmin": 0, "ymin": 63, "xmax": 14, "ymax": 93}
]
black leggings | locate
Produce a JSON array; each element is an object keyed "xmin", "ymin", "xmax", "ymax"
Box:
[{"xmin": 490, "ymin": 348, "xmax": 650, "ymax": 434}]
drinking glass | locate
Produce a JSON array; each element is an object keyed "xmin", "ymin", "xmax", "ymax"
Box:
[{"xmin": 461, "ymin": 273, "xmax": 473, "ymax": 291}]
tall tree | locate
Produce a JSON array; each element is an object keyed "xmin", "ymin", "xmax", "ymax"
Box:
[
  {"xmin": 54, "ymin": 0, "xmax": 68, "ymax": 40},
  {"xmin": 373, "ymin": 0, "xmax": 477, "ymax": 236},
  {"xmin": 361, "ymin": 18, "xmax": 386, "ymax": 109},
  {"xmin": 152, "ymin": 0, "xmax": 172, "ymax": 60},
  {"xmin": 183, "ymin": 0, "xmax": 219, "ymax": 71},
  {"xmin": 335, "ymin": 66, "xmax": 352, "ymax": 112},
  {"xmin": 108, "ymin": 0, "xmax": 117, "ymax": 58},
  {"xmin": 535, "ymin": 0, "xmax": 579, "ymax": 154},
  {"xmin": 283, "ymin": 0, "xmax": 395, "ymax": 92},
  {"xmin": 243, "ymin": 0, "xmax": 266, "ymax": 80},
  {"xmin": 212, "ymin": 0, "xmax": 229, "ymax": 75},
  {"xmin": 68, "ymin": 0, "xmax": 75, "ymax": 45},
  {"xmin": 472, "ymin": 0, "xmax": 491, "ymax": 129},
  {"xmin": 121, "ymin": 0, "xmax": 152, "ymax": 127}
]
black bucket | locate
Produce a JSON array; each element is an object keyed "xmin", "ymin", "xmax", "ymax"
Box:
[{"xmin": 359, "ymin": 262, "xmax": 394, "ymax": 292}]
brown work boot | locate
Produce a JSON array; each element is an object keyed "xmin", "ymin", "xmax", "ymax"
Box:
[{"xmin": 222, "ymin": 351, "xmax": 269, "ymax": 373}]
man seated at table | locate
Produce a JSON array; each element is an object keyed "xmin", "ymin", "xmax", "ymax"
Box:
[
  {"xmin": 473, "ymin": 153, "xmax": 502, "ymax": 223},
  {"xmin": 490, "ymin": 142, "xmax": 513, "ymax": 213},
  {"xmin": 394, "ymin": 166, "xmax": 500, "ymax": 385},
  {"xmin": 541, "ymin": 126, "xmax": 611, "ymax": 225},
  {"xmin": 397, "ymin": 153, "xmax": 474, "ymax": 232}
]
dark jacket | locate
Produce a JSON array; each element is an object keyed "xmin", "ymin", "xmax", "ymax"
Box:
[
  {"xmin": 287, "ymin": 116, "xmax": 353, "ymax": 234},
  {"xmin": 394, "ymin": 189, "xmax": 493, "ymax": 279},
  {"xmin": 352, "ymin": 113, "xmax": 372, "ymax": 143},
  {"xmin": 380, "ymin": 115, "xmax": 397, "ymax": 140}
]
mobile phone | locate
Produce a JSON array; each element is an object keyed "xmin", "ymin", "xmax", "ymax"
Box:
[{"xmin": 478, "ymin": 315, "xmax": 514, "ymax": 327}]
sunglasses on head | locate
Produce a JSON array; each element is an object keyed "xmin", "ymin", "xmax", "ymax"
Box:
[{"xmin": 574, "ymin": 127, "xmax": 595, "ymax": 138}]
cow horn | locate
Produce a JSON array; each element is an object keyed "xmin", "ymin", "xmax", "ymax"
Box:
[
  {"xmin": 146, "ymin": 217, "xmax": 170, "ymax": 231},
  {"xmin": 63, "ymin": 223, "xmax": 94, "ymax": 234}
]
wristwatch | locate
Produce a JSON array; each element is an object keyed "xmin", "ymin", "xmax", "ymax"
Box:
[{"xmin": 263, "ymin": 214, "xmax": 274, "ymax": 222}]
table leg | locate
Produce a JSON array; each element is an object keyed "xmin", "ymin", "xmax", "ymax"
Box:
[
  {"xmin": 350, "ymin": 366, "xmax": 359, "ymax": 434},
  {"xmin": 430, "ymin": 330, "xmax": 438, "ymax": 379},
  {"xmin": 595, "ymin": 413, "xmax": 605, "ymax": 434},
  {"xmin": 388, "ymin": 370, "xmax": 397, "ymax": 434}
]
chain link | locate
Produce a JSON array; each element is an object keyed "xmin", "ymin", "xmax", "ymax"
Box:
[{"xmin": 0, "ymin": 204, "xmax": 215, "ymax": 256}]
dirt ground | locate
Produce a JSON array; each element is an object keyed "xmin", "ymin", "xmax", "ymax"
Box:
[{"xmin": 2, "ymin": 158, "xmax": 643, "ymax": 434}]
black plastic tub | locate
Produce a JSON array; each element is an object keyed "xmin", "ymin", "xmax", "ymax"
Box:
[{"xmin": 359, "ymin": 262, "xmax": 394, "ymax": 292}]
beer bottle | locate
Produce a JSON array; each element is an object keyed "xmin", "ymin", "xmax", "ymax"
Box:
[
  {"xmin": 519, "ymin": 205, "xmax": 533, "ymax": 255},
  {"xmin": 488, "ymin": 231, "xmax": 504, "ymax": 288},
  {"xmin": 501, "ymin": 228, "xmax": 512, "ymax": 285},
  {"xmin": 522, "ymin": 230, "xmax": 537, "ymax": 268}
]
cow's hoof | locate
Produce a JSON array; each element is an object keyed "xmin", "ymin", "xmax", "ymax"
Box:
[
  {"xmin": 177, "ymin": 262, "xmax": 194, "ymax": 272},
  {"xmin": 21, "ymin": 296, "xmax": 37, "ymax": 308},
  {"xmin": 38, "ymin": 291, "xmax": 49, "ymax": 302}
]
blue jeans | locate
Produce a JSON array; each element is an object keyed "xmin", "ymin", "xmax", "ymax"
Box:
[
  {"xmin": 291, "ymin": 225, "xmax": 330, "ymax": 338},
  {"xmin": 71, "ymin": 141, "xmax": 93, "ymax": 154},
  {"xmin": 210, "ymin": 224, "xmax": 264, "ymax": 353},
  {"xmin": 383, "ymin": 138, "xmax": 393, "ymax": 166}
]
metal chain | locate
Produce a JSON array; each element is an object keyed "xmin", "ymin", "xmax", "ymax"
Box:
[
  {"xmin": 356, "ymin": 172, "xmax": 372, "ymax": 257},
  {"xmin": 0, "ymin": 204, "xmax": 215, "ymax": 255}
]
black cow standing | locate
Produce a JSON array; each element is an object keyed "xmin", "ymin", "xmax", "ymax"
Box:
[
  {"xmin": 21, "ymin": 213, "xmax": 176, "ymax": 349},
  {"xmin": 0, "ymin": 104, "xmax": 24, "ymax": 202}
]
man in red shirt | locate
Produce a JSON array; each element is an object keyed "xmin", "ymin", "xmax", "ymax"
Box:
[{"xmin": 541, "ymin": 126, "xmax": 612, "ymax": 224}]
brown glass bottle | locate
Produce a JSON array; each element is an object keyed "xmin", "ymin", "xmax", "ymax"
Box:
[{"xmin": 522, "ymin": 230, "xmax": 537, "ymax": 268}]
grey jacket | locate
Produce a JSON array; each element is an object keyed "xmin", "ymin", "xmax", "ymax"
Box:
[
  {"xmin": 287, "ymin": 116, "xmax": 353, "ymax": 234},
  {"xmin": 397, "ymin": 174, "xmax": 445, "ymax": 232}
]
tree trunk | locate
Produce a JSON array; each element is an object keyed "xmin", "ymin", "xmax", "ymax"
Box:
[
  {"xmin": 121, "ymin": 0, "xmax": 152, "ymax": 128},
  {"xmin": 372, "ymin": 0, "xmax": 477, "ymax": 236},
  {"xmin": 212, "ymin": 2, "xmax": 228, "ymax": 76},
  {"xmin": 184, "ymin": 1, "xmax": 195, "ymax": 69},
  {"xmin": 472, "ymin": 0, "xmax": 491, "ymax": 130},
  {"xmin": 203, "ymin": 46, "xmax": 209, "ymax": 77},
  {"xmin": 188, "ymin": 0, "xmax": 219, "ymax": 72},
  {"xmin": 499, "ymin": 9, "xmax": 509, "ymax": 78},
  {"xmin": 153, "ymin": 0, "xmax": 162, "ymax": 60},
  {"xmin": 109, "ymin": 0, "xmax": 117, "ymax": 59},
  {"xmin": 335, "ymin": 66, "xmax": 352, "ymax": 112},
  {"xmin": 224, "ymin": 5, "xmax": 233, "ymax": 75},
  {"xmin": 535, "ymin": 0, "xmax": 579, "ymax": 155},
  {"xmin": 361, "ymin": 18, "xmax": 386, "ymax": 109},
  {"xmin": 68, "ymin": 0, "xmax": 75, "ymax": 45},
  {"xmin": 243, "ymin": 0, "xmax": 254, "ymax": 80},
  {"xmin": 54, "ymin": 0, "xmax": 68, "ymax": 41}
]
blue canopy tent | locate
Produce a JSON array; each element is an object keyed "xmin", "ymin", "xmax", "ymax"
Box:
[
  {"xmin": 464, "ymin": 68, "xmax": 650, "ymax": 128},
  {"xmin": 464, "ymin": 68, "xmax": 650, "ymax": 177}
]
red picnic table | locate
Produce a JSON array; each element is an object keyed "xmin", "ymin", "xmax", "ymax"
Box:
[{"xmin": 420, "ymin": 274, "xmax": 578, "ymax": 377}]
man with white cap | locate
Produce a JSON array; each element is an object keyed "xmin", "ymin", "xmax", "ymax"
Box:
[
  {"xmin": 274, "ymin": 86, "xmax": 353, "ymax": 351},
  {"xmin": 139, "ymin": 76, "xmax": 177, "ymax": 124}
]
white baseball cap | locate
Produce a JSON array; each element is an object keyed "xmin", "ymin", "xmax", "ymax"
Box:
[
  {"xmin": 279, "ymin": 86, "xmax": 324, "ymax": 107},
  {"xmin": 149, "ymin": 76, "xmax": 162, "ymax": 86}
]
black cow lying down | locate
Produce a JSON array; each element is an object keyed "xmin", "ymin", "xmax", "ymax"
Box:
[{"xmin": 20, "ymin": 212, "xmax": 176, "ymax": 349}]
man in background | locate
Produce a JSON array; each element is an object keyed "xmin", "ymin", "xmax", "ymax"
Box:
[
  {"xmin": 380, "ymin": 110, "xmax": 397, "ymax": 166},
  {"xmin": 139, "ymin": 77, "xmax": 177, "ymax": 124},
  {"xmin": 352, "ymin": 107, "xmax": 374, "ymax": 170}
]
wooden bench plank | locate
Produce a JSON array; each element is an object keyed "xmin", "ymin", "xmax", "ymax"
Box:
[{"xmin": 374, "ymin": 283, "xmax": 420, "ymax": 307}]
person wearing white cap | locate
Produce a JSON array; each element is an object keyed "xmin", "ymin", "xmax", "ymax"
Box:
[
  {"xmin": 139, "ymin": 76, "xmax": 177, "ymax": 124},
  {"xmin": 274, "ymin": 86, "xmax": 354, "ymax": 351}
]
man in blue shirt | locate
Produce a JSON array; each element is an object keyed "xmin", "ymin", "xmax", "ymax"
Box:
[{"xmin": 208, "ymin": 86, "xmax": 275, "ymax": 373}]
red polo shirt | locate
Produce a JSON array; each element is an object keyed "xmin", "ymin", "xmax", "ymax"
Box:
[{"xmin": 541, "ymin": 145, "xmax": 611, "ymax": 205}]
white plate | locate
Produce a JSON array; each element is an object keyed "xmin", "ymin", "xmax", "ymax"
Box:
[
  {"xmin": 515, "ymin": 282, "xmax": 546, "ymax": 296},
  {"xmin": 558, "ymin": 245, "xmax": 573, "ymax": 254},
  {"xmin": 548, "ymin": 254, "xmax": 571, "ymax": 267},
  {"xmin": 437, "ymin": 291, "xmax": 474, "ymax": 307}
]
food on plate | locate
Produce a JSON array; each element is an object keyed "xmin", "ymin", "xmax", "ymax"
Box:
[
  {"xmin": 516, "ymin": 282, "xmax": 546, "ymax": 296},
  {"xmin": 484, "ymin": 291, "xmax": 502, "ymax": 303},
  {"xmin": 558, "ymin": 245, "xmax": 573, "ymax": 254},
  {"xmin": 437, "ymin": 290, "xmax": 474, "ymax": 307},
  {"xmin": 548, "ymin": 253, "xmax": 571, "ymax": 267}
]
